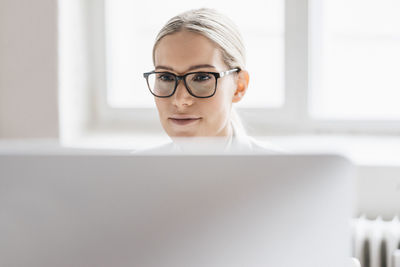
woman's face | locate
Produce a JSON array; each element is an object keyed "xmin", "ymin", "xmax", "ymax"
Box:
[{"xmin": 153, "ymin": 30, "xmax": 242, "ymax": 138}]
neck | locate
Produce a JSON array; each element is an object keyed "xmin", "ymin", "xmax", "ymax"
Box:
[{"xmin": 171, "ymin": 123, "xmax": 234, "ymax": 152}]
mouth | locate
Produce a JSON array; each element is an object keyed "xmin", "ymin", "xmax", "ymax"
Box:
[{"xmin": 168, "ymin": 116, "xmax": 202, "ymax": 126}]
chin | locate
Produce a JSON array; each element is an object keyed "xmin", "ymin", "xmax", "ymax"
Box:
[{"xmin": 164, "ymin": 120, "xmax": 203, "ymax": 137}]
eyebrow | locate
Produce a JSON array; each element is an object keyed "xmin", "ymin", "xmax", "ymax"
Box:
[{"xmin": 155, "ymin": 64, "xmax": 216, "ymax": 73}]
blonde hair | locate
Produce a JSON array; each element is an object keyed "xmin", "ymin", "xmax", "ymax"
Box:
[{"xmin": 153, "ymin": 8, "xmax": 248, "ymax": 135}]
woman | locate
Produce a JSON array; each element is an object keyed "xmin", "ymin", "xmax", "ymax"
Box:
[{"xmin": 141, "ymin": 8, "xmax": 282, "ymax": 153}]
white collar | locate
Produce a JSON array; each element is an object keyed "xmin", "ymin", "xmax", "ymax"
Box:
[
  {"xmin": 230, "ymin": 120, "xmax": 253, "ymax": 151},
  {"xmin": 170, "ymin": 121, "xmax": 253, "ymax": 153}
]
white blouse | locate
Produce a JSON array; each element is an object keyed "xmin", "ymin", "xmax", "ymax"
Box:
[{"xmin": 134, "ymin": 121, "xmax": 284, "ymax": 154}]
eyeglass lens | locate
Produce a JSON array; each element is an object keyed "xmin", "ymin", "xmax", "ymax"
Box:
[{"xmin": 147, "ymin": 72, "xmax": 216, "ymax": 97}]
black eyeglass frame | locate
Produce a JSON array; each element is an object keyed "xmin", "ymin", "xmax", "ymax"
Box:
[{"xmin": 143, "ymin": 68, "xmax": 240, "ymax": 98}]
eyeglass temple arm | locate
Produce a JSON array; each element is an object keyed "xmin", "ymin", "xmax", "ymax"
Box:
[{"xmin": 219, "ymin": 68, "xmax": 240, "ymax": 77}]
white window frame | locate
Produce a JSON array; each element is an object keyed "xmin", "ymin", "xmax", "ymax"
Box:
[{"xmin": 58, "ymin": 0, "xmax": 400, "ymax": 145}]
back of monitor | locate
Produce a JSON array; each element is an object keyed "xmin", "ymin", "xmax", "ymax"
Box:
[{"xmin": 0, "ymin": 154, "xmax": 354, "ymax": 267}]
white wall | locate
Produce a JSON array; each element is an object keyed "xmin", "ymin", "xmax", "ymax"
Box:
[
  {"xmin": 356, "ymin": 166, "xmax": 400, "ymax": 219},
  {"xmin": 0, "ymin": 0, "xmax": 58, "ymax": 138}
]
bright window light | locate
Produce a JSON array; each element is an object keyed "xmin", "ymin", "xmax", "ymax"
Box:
[
  {"xmin": 310, "ymin": 0, "xmax": 400, "ymax": 120},
  {"xmin": 105, "ymin": 0, "xmax": 284, "ymax": 108}
]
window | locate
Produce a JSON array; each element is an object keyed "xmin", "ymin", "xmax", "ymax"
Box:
[
  {"xmin": 59, "ymin": 0, "xmax": 400, "ymax": 139},
  {"xmin": 310, "ymin": 0, "xmax": 400, "ymax": 120}
]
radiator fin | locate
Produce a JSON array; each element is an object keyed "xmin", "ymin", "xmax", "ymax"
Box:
[
  {"xmin": 363, "ymin": 239, "xmax": 371, "ymax": 267},
  {"xmin": 353, "ymin": 216, "xmax": 400, "ymax": 267},
  {"xmin": 381, "ymin": 240, "xmax": 388, "ymax": 267}
]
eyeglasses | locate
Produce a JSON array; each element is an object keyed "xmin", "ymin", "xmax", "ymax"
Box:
[{"xmin": 143, "ymin": 68, "xmax": 240, "ymax": 98}]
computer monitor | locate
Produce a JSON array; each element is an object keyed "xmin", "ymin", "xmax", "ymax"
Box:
[{"xmin": 0, "ymin": 153, "xmax": 355, "ymax": 267}]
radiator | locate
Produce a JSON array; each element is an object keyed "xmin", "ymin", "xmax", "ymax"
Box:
[{"xmin": 352, "ymin": 216, "xmax": 400, "ymax": 267}]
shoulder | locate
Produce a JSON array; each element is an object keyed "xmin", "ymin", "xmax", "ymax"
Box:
[
  {"xmin": 131, "ymin": 137, "xmax": 286, "ymax": 154},
  {"xmin": 231, "ymin": 125, "xmax": 286, "ymax": 154},
  {"xmin": 230, "ymin": 120, "xmax": 286, "ymax": 154},
  {"xmin": 247, "ymin": 137, "xmax": 287, "ymax": 154}
]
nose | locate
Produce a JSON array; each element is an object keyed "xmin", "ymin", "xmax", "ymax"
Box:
[{"xmin": 172, "ymin": 80, "xmax": 194, "ymax": 108}]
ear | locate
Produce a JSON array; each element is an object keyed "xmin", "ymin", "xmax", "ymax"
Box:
[{"xmin": 232, "ymin": 70, "xmax": 249, "ymax": 103}]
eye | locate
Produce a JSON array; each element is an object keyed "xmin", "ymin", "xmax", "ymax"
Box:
[
  {"xmin": 192, "ymin": 73, "xmax": 212, "ymax": 82},
  {"xmin": 157, "ymin": 73, "xmax": 175, "ymax": 82}
]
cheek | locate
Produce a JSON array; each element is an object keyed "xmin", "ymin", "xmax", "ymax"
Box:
[
  {"xmin": 216, "ymin": 79, "xmax": 235, "ymax": 110},
  {"xmin": 203, "ymin": 84, "xmax": 233, "ymax": 122},
  {"xmin": 155, "ymin": 98, "xmax": 169, "ymax": 119}
]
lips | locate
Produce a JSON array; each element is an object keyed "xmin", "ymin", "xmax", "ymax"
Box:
[
  {"xmin": 170, "ymin": 115, "xmax": 201, "ymax": 119},
  {"xmin": 169, "ymin": 115, "xmax": 201, "ymax": 126}
]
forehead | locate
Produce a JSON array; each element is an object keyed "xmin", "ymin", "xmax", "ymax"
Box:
[{"xmin": 154, "ymin": 31, "xmax": 226, "ymax": 73}]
